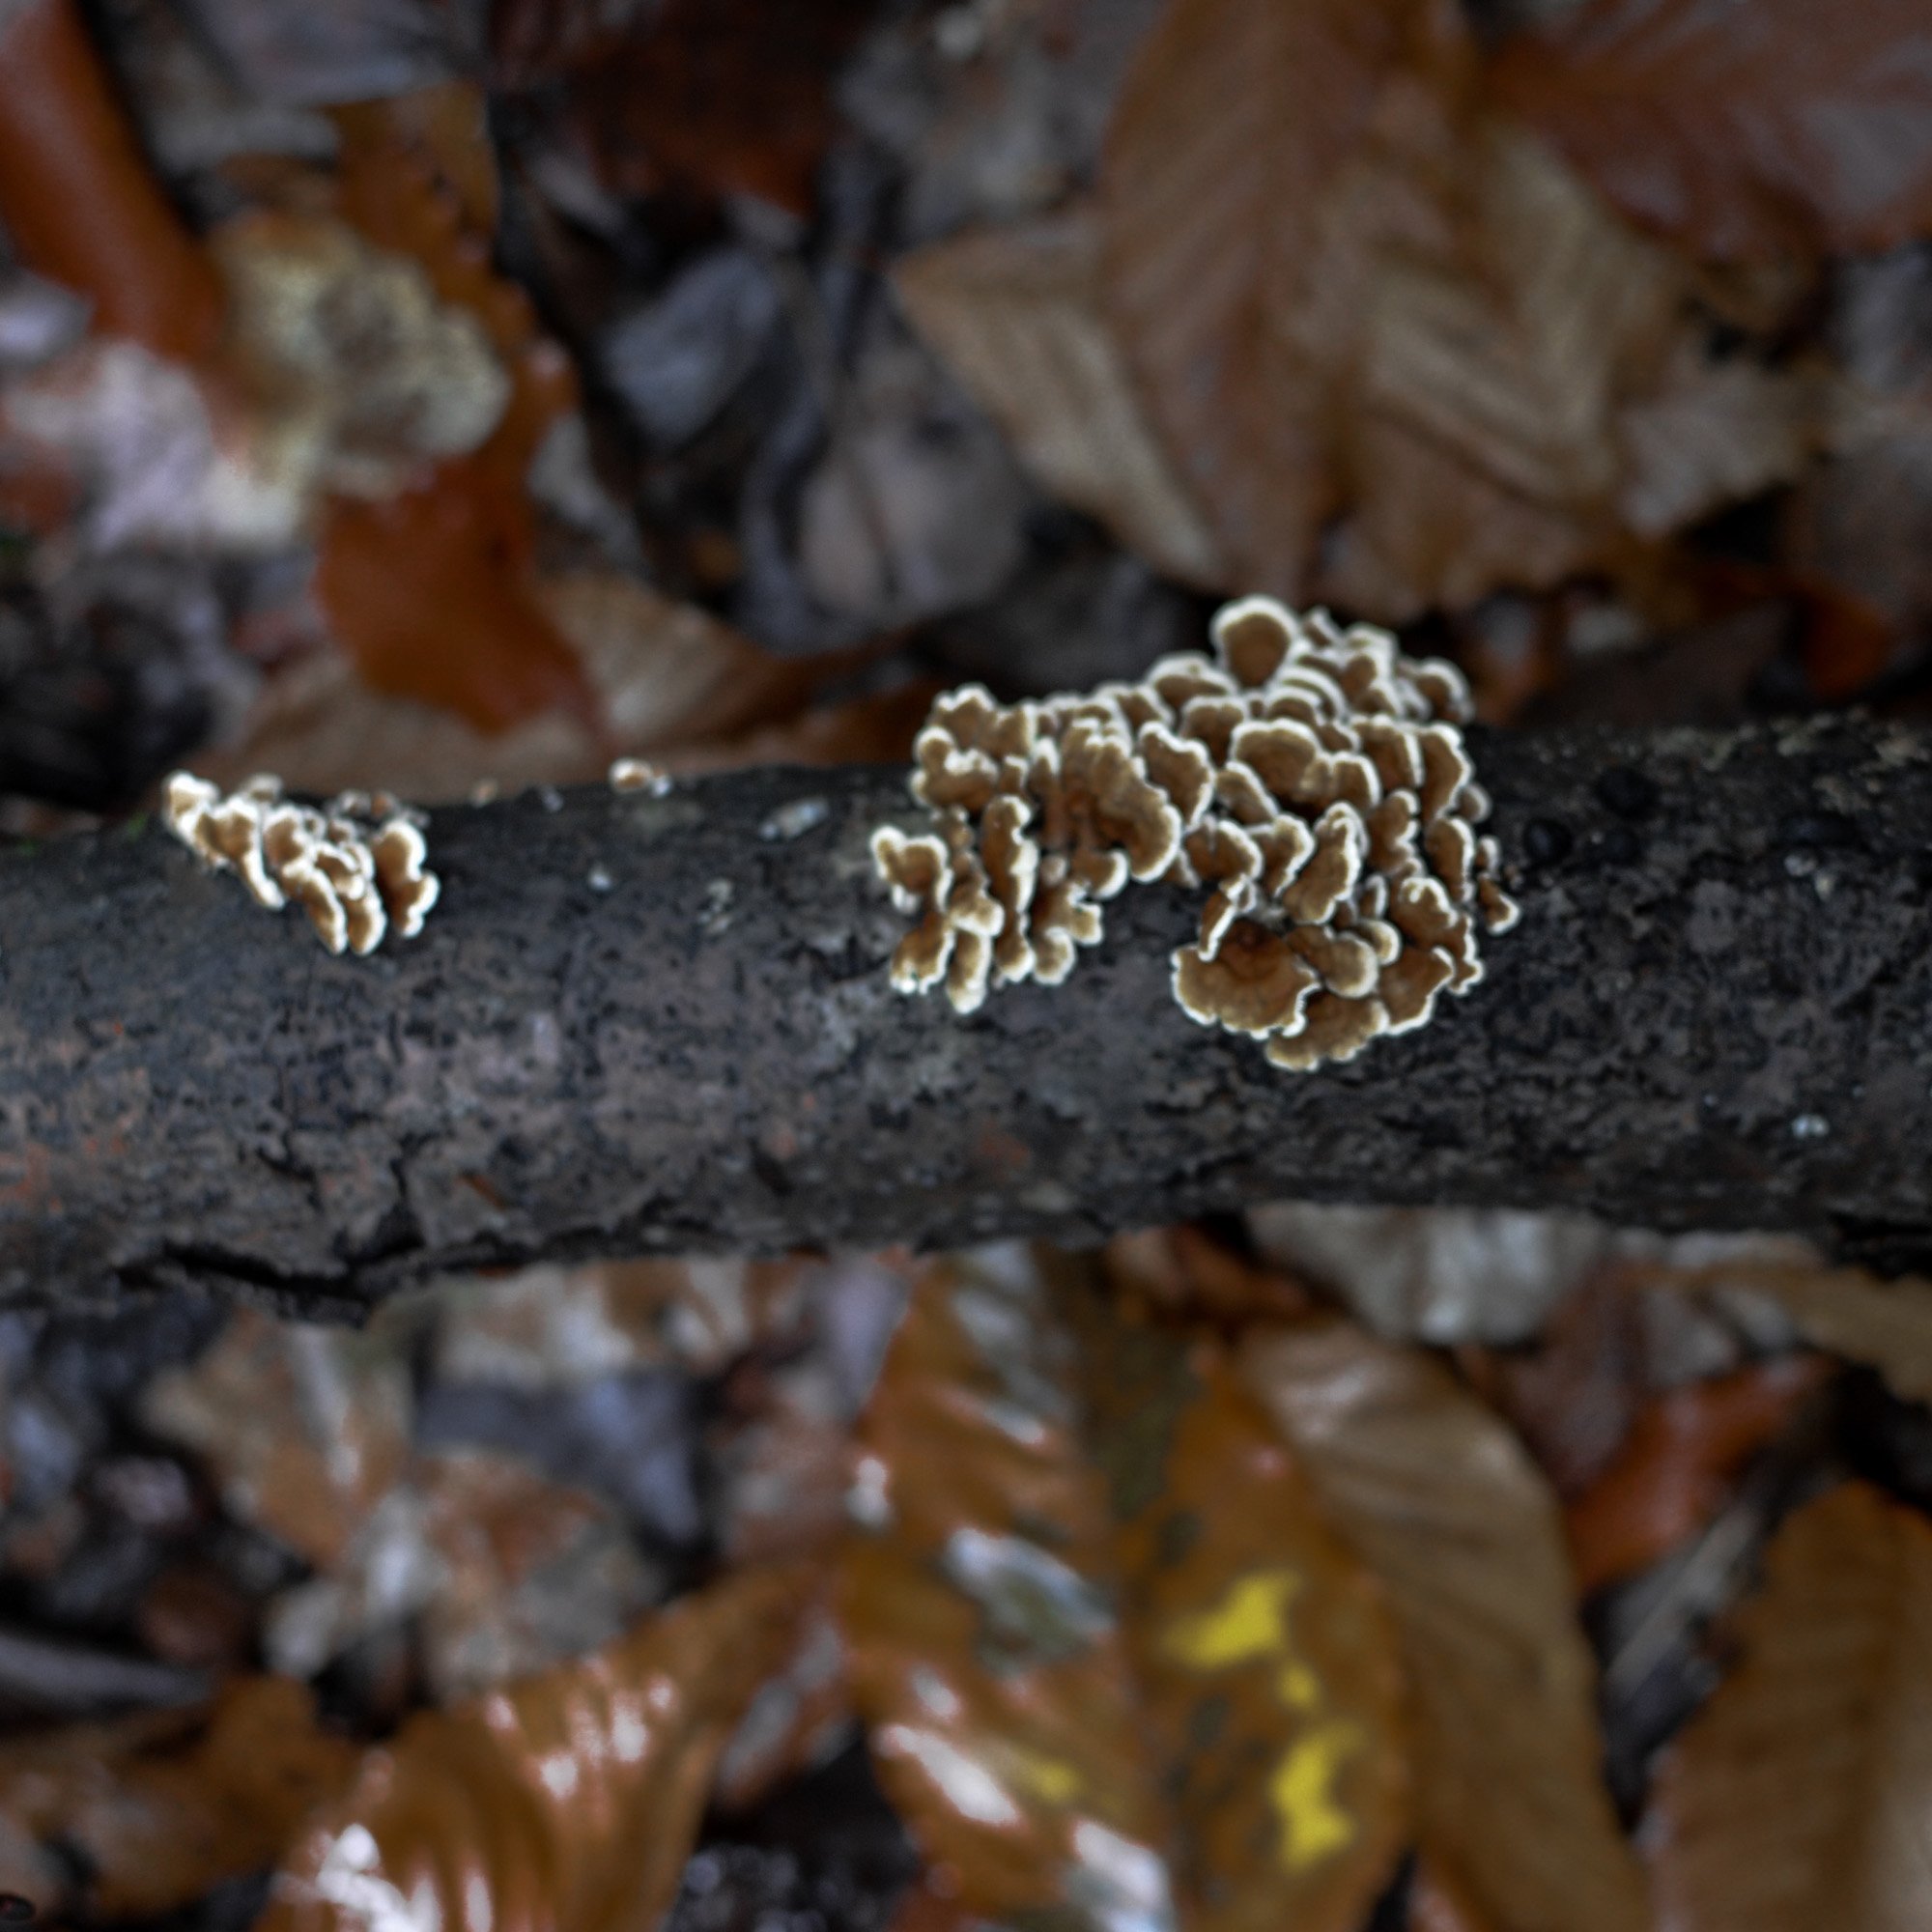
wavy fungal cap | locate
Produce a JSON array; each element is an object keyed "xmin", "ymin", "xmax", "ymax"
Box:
[
  {"xmin": 161, "ymin": 772, "xmax": 440, "ymax": 955},
  {"xmin": 870, "ymin": 597, "xmax": 1518, "ymax": 1071}
]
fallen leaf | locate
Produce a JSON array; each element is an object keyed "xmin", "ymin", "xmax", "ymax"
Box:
[
  {"xmin": 1409, "ymin": 1856, "xmax": 1500, "ymax": 1932},
  {"xmin": 1675, "ymin": 1258, "xmax": 1932, "ymax": 1409},
  {"xmin": 557, "ymin": 0, "xmax": 877, "ymax": 215},
  {"xmin": 712, "ymin": 1589, "xmax": 852, "ymax": 1812},
  {"xmin": 1489, "ymin": 0, "xmax": 1932, "ymax": 263},
  {"xmin": 839, "ymin": 1251, "xmax": 1173, "ymax": 1925},
  {"xmin": 262, "ymin": 1563, "xmax": 805, "ymax": 1932},
  {"xmin": 0, "ymin": 1677, "xmax": 355, "ymax": 1920},
  {"xmin": 1242, "ymin": 1321, "xmax": 1649, "ymax": 1932},
  {"xmin": 1564, "ymin": 1358, "xmax": 1830, "ymax": 1596},
  {"xmin": 894, "ymin": 210, "xmax": 1226, "ymax": 587},
  {"xmin": 0, "ymin": 0, "xmax": 223, "ymax": 360},
  {"xmin": 1647, "ymin": 1482, "xmax": 1932, "ymax": 1931},
  {"xmin": 314, "ymin": 88, "xmax": 596, "ymax": 733},
  {"xmin": 1098, "ymin": 0, "xmax": 1817, "ymax": 619},
  {"xmin": 141, "ymin": 1308, "xmax": 412, "ymax": 1570},
  {"xmin": 1091, "ymin": 1325, "xmax": 1411, "ymax": 1931},
  {"xmin": 1103, "ymin": 1223, "xmax": 1316, "ymax": 1328}
]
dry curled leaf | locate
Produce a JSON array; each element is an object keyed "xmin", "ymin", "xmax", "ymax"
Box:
[
  {"xmin": 262, "ymin": 1563, "xmax": 805, "ymax": 1932},
  {"xmin": 1092, "ymin": 1327, "xmax": 1410, "ymax": 1931},
  {"xmin": 1490, "ymin": 0, "xmax": 1932, "ymax": 263},
  {"xmin": 1099, "ymin": 0, "xmax": 1817, "ymax": 619},
  {"xmin": 894, "ymin": 210, "xmax": 1225, "ymax": 588},
  {"xmin": 1647, "ymin": 1482, "xmax": 1932, "ymax": 1931},
  {"xmin": 1241, "ymin": 1321, "xmax": 1649, "ymax": 1932},
  {"xmin": 839, "ymin": 1251, "xmax": 1171, "ymax": 1925},
  {"xmin": 0, "ymin": 1677, "xmax": 355, "ymax": 1921}
]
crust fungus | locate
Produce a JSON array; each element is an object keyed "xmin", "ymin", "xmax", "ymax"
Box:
[
  {"xmin": 873, "ymin": 596, "xmax": 1518, "ymax": 1070},
  {"xmin": 161, "ymin": 772, "xmax": 440, "ymax": 955}
]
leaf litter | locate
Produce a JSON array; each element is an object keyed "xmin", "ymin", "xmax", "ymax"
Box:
[{"xmin": 5, "ymin": 0, "xmax": 1932, "ymax": 1923}]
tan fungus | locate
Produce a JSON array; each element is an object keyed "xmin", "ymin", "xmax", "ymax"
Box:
[
  {"xmin": 161, "ymin": 772, "xmax": 440, "ymax": 955},
  {"xmin": 871, "ymin": 597, "xmax": 1517, "ymax": 1065}
]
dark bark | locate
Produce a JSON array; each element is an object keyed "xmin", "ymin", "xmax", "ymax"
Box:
[{"xmin": 5, "ymin": 716, "xmax": 1932, "ymax": 1315}]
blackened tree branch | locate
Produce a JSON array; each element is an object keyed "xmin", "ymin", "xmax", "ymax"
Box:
[{"xmin": 5, "ymin": 716, "xmax": 1932, "ymax": 1314}]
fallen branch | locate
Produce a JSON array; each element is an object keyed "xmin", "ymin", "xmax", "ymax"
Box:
[{"xmin": 5, "ymin": 715, "xmax": 1932, "ymax": 1313}]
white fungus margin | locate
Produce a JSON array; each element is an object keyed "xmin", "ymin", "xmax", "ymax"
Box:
[
  {"xmin": 161, "ymin": 772, "xmax": 440, "ymax": 955},
  {"xmin": 870, "ymin": 597, "xmax": 1519, "ymax": 1071}
]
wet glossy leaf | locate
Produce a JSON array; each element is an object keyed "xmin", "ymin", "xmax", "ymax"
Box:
[
  {"xmin": 1490, "ymin": 0, "xmax": 1932, "ymax": 262},
  {"xmin": 895, "ymin": 210, "xmax": 1226, "ymax": 588},
  {"xmin": 1095, "ymin": 1331, "xmax": 1411, "ymax": 1931},
  {"xmin": 839, "ymin": 1251, "xmax": 1173, "ymax": 1926},
  {"xmin": 262, "ymin": 1563, "xmax": 806, "ymax": 1932},
  {"xmin": 1241, "ymin": 1321, "xmax": 1649, "ymax": 1932},
  {"xmin": 1648, "ymin": 1482, "xmax": 1932, "ymax": 1931},
  {"xmin": 0, "ymin": 1677, "xmax": 355, "ymax": 1920}
]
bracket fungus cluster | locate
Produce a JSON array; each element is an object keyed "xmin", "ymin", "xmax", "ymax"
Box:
[
  {"xmin": 161, "ymin": 773, "xmax": 440, "ymax": 956},
  {"xmin": 872, "ymin": 598, "xmax": 1519, "ymax": 1070}
]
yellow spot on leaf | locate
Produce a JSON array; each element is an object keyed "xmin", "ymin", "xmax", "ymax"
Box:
[
  {"xmin": 1164, "ymin": 1568, "xmax": 1300, "ymax": 1669},
  {"xmin": 1275, "ymin": 1662, "xmax": 1321, "ymax": 1711},
  {"xmin": 1269, "ymin": 1720, "xmax": 1363, "ymax": 1871},
  {"xmin": 1012, "ymin": 1751, "xmax": 1083, "ymax": 1805}
]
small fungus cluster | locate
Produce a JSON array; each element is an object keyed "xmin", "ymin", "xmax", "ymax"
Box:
[
  {"xmin": 871, "ymin": 597, "xmax": 1519, "ymax": 1070},
  {"xmin": 162, "ymin": 773, "xmax": 439, "ymax": 955}
]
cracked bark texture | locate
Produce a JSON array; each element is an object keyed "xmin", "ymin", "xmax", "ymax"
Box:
[{"xmin": 4, "ymin": 715, "xmax": 1932, "ymax": 1315}]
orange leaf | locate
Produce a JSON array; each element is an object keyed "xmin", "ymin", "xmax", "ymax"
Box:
[
  {"xmin": 0, "ymin": 1678, "xmax": 355, "ymax": 1920},
  {"xmin": 839, "ymin": 1254, "xmax": 1169, "ymax": 1924},
  {"xmin": 314, "ymin": 89, "xmax": 596, "ymax": 735},
  {"xmin": 1489, "ymin": 0, "xmax": 1932, "ymax": 263},
  {"xmin": 1564, "ymin": 1357, "xmax": 1829, "ymax": 1596},
  {"xmin": 0, "ymin": 0, "xmax": 222, "ymax": 361},
  {"xmin": 1647, "ymin": 1482, "xmax": 1932, "ymax": 1930},
  {"xmin": 262, "ymin": 1564, "xmax": 805, "ymax": 1932}
]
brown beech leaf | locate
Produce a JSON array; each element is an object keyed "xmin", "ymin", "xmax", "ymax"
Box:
[
  {"xmin": 1241, "ymin": 1321, "xmax": 1649, "ymax": 1932},
  {"xmin": 1092, "ymin": 1326, "xmax": 1411, "ymax": 1931},
  {"xmin": 1675, "ymin": 1258, "xmax": 1932, "ymax": 1408},
  {"xmin": 1564, "ymin": 1358, "xmax": 1829, "ymax": 1597},
  {"xmin": 1098, "ymin": 0, "xmax": 1817, "ymax": 619},
  {"xmin": 1647, "ymin": 1482, "xmax": 1932, "ymax": 1931},
  {"xmin": 261, "ymin": 1563, "xmax": 805, "ymax": 1932},
  {"xmin": 0, "ymin": 1677, "xmax": 355, "ymax": 1921},
  {"xmin": 894, "ymin": 210, "xmax": 1226, "ymax": 588},
  {"xmin": 1489, "ymin": 0, "xmax": 1932, "ymax": 263},
  {"xmin": 838, "ymin": 1252, "xmax": 1173, "ymax": 1925}
]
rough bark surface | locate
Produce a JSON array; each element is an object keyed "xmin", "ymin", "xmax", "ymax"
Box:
[{"xmin": 4, "ymin": 717, "xmax": 1932, "ymax": 1314}]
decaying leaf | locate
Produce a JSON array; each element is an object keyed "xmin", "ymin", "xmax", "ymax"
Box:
[
  {"xmin": 1674, "ymin": 1258, "xmax": 1932, "ymax": 1409},
  {"xmin": 1563, "ymin": 1358, "xmax": 1829, "ymax": 1596},
  {"xmin": 1093, "ymin": 1327, "xmax": 1410, "ymax": 1931},
  {"xmin": 314, "ymin": 87, "xmax": 595, "ymax": 734},
  {"xmin": 894, "ymin": 210, "xmax": 1225, "ymax": 588},
  {"xmin": 0, "ymin": 1676, "xmax": 355, "ymax": 1920},
  {"xmin": 141, "ymin": 1308, "xmax": 413, "ymax": 1570},
  {"xmin": 262, "ymin": 1562, "xmax": 805, "ymax": 1932},
  {"xmin": 1490, "ymin": 0, "xmax": 1932, "ymax": 263},
  {"xmin": 1242, "ymin": 1321, "xmax": 1649, "ymax": 1932},
  {"xmin": 845, "ymin": 1253, "xmax": 1410, "ymax": 1931},
  {"xmin": 839, "ymin": 1250, "xmax": 1172, "ymax": 1926},
  {"xmin": 1098, "ymin": 0, "xmax": 1819, "ymax": 619},
  {"xmin": 1647, "ymin": 1482, "xmax": 1932, "ymax": 1931}
]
